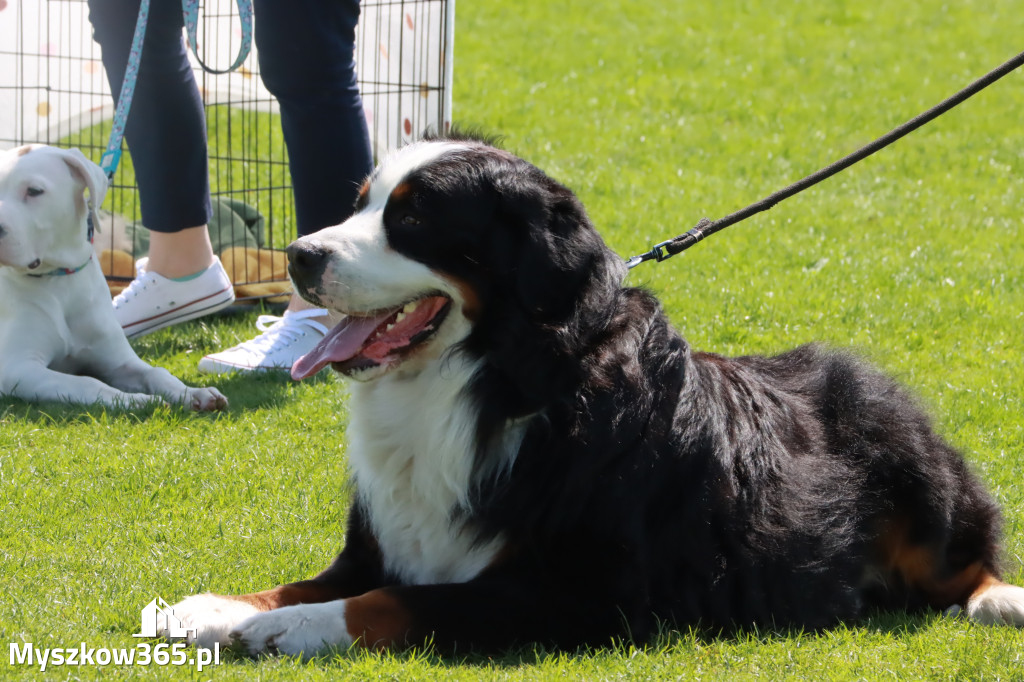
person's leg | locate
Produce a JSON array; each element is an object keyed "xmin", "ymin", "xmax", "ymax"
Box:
[
  {"xmin": 199, "ymin": 0, "xmax": 373, "ymax": 373},
  {"xmin": 147, "ymin": 226, "xmax": 215, "ymax": 278},
  {"xmin": 87, "ymin": 0, "xmax": 214, "ymax": 244},
  {"xmin": 254, "ymin": 0, "xmax": 374, "ymax": 237},
  {"xmin": 88, "ymin": 0, "xmax": 232, "ymax": 337},
  {"xmin": 259, "ymin": 0, "xmax": 372, "ymax": 318}
]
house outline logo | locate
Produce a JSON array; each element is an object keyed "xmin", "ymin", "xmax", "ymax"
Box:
[{"xmin": 133, "ymin": 597, "xmax": 197, "ymax": 639}]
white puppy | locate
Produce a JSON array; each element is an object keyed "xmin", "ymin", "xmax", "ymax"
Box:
[{"xmin": 0, "ymin": 144, "xmax": 226, "ymax": 410}]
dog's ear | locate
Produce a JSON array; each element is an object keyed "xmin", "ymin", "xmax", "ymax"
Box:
[
  {"xmin": 498, "ymin": 176, "xmax": 623, "ymax": 322},
  {"xmin": 481, "ymin": 174, "xmax": 625, "ymax": 408},
  {"xmin": 60, "ymin": 148, "xmax": 108, "ymax": 233}
]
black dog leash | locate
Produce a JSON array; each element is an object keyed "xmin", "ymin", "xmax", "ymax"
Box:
[{"xmin": 625, "ymin": 48, "xmax": 1024, "ymax": 269}]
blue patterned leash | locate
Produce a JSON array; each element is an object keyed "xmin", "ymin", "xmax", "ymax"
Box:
[
  {"xmin": 98, "ymin": 0, "xmax": 254, "ymax": 180},
  {"xmin": 97, "ymin": 0, "xmax": 150, "ymax": 180},
  {"xmin": 182, "ymin": 0, "xmax": 254, "ymax": 75}
]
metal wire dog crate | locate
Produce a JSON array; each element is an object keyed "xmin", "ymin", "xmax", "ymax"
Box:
[{"xmin": 0, "ymin": 0, "xmax": 454, "ymax": 300}]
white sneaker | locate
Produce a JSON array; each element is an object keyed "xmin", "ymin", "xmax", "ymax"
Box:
[
  {"xmin": 113, "ymin": 257, "xmax": 235, "ymax": 338},
  {"xmin": 197, "ymin": 308, "xmax": 331, "ymax": 374}
]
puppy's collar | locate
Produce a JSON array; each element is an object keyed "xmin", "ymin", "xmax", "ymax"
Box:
[{"xmin": 25, "ymin": 255, "xmax": 93, "ymax": 279}]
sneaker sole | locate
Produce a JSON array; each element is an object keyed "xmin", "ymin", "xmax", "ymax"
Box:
[{"xmin": 122, "ymin": 286, "xmax": 236, "ymax": 339}]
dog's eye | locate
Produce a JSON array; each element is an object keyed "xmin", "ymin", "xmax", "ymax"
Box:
[
  {"xmin": 26, "ymin": 186, "xmax": 44, "ymax": 198},
  {"xmin": 400, "ymin": 214, "xmax": 422, "ymax": 226}
]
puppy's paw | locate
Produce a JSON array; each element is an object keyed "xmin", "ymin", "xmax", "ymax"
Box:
[
  {"xmin": 157, "ymin": 594, "xmax": 261, "ymax": 649},
  {"xmin": 184, "ymin": 387, "xmax": 228, "ymax": 412},
  {"xmin": 966, "ymin": 582, "xmax": 1024, "ymax": 626},
  {"xmin": 120, "ymin": 392, "xmax": 168, "ymax": 410},
  {"xmin": 230, "ymin": 601, "xmax": 352, "ymax": 657}
]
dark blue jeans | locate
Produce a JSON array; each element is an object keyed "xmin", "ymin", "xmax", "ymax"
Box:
[{"xmin": 87, "ymin": 0, "xmax": 373, "ymax": 237}]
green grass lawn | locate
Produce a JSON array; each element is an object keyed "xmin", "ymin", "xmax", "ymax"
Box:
[{"xmin": 3, "ymin": 0, "xmax": 1024, "ymax": 678}]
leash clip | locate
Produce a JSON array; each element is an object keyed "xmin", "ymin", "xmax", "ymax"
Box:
[
  {"xmin": 624, "ymin": 243, "xmax": 665, "ymax": 269},
  {"xmin": 625, "ymin": 218, "xmax": 711, "ymax": 270},
  {"xmin": 99, "ymin": 149, "xmax": 121, "ymax": 179}
]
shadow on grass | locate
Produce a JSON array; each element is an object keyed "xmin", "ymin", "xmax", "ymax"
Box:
[
  {"xmin": 211, "ymin": 367, "xmax": 336, "ymax": 412},
  {"xmin": 0, "ymin": 369, "xmax": 335, "ymax": 424},
  {"xmin": 0, "ymin": 397, "xmax": 160, "ymax": 426},
  {"xmin": 181, "ymin": 610, "xmax": 940, "ymax": 670}
]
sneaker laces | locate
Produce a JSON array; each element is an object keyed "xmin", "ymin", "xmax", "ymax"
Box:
[
  {"xmin": 111, "ymin": 262, "xmax": 156, "ymax": 309},
  {"xmin": 235, "ymin": 308, "xmax": 331, "ymax": 356}
]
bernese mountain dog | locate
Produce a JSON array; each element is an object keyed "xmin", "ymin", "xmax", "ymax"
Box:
[{"xmin": 162, "ymin": 133, "xmax": 1024, "ymax": 655}]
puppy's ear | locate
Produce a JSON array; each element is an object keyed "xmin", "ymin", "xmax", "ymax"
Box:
[
  {"xmin": 61, "ymin": 148, "xmax": 108, "ymax": 233},
  {"xmin": 13, "ymin": 143, "xmax": 45, "ymax": 157}
]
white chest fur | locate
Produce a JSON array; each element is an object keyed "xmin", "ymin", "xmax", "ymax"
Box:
[{"xmin": 346, "ymin": 353, "xmax": 509, "ymax": 586}]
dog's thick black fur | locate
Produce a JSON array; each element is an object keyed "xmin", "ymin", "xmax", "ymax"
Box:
[
  {"xmin": 391, "ymin": 137, "xmax": 1001, "ymax": 644},
  {"xmin": 208, "ymin": 135, "xmax": 1022, "ymax": 653}
]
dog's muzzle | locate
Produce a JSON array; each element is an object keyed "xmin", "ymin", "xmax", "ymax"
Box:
[{"xmin": 286, "ymin": 241, "xmax": 331, "ymax": 298}]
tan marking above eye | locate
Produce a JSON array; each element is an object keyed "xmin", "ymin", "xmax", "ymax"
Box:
[
  {"xmin": 388, "ymin": 181, "xmax": 414, "ymax": 203},
  {"xmin": 356, "ymin": 178, "xmax": 372, "ymax": 208}
]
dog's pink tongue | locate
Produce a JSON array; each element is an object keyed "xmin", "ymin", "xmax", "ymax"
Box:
[{"xmin": 290, "ymin": 314, "xmax": 389, "ymax": 381}]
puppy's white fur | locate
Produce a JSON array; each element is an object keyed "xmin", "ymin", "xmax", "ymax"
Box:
[{"xmin": 0, "ymin": 145, "xmax": 226, "ymax": 410}]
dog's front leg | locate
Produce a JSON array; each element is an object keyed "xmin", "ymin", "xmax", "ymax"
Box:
[
  {"xmin": 0, "ymin": 362, "xmax": 163, "ymax": 408},
  {"xmin": 231, "ymin": 576, "xmax": 623, "ymax": 656},
  {"xmin": 157, "ymin": 578, "xmax": 352, "ymax": 651},
  {"xmin": 101, "ymin": 358, "xmax": 227, "ymax": 411},
  {"xmin": 161, "ymin": 504, "xmax": 385, "ymax": 650}
]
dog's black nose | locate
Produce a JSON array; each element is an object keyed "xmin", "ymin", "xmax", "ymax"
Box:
[
  {"xmin": 285, "ymin": 241, "xmax": 329, "ymax": 274},
  {"xmin": 286, "ymin": 241, "xmax": 331, "ymax": 295}
]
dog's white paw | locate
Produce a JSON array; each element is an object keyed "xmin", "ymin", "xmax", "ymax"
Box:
[
  {"xmin": 184, "ymin": 387, "xmax": 228, "ymax": 412},
  {"xmin": 157, "ymin": 594, "xmax": 261, "ymax": 649},
  {"xmin": 965, "ymin": 583, "xmax": 1024, "ymax": 626},
  {"xmin": 230, "ymin": 601, "xmax": 352, "ymax": 657}
]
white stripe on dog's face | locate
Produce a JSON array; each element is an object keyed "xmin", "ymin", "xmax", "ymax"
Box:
[
  {"xmin": 290, "ymin": 140, "xmax": 468, "ymax": 314},
  {"xmin": 366, "ymin": 140, "xmax": 467, "ymax": 210}
]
